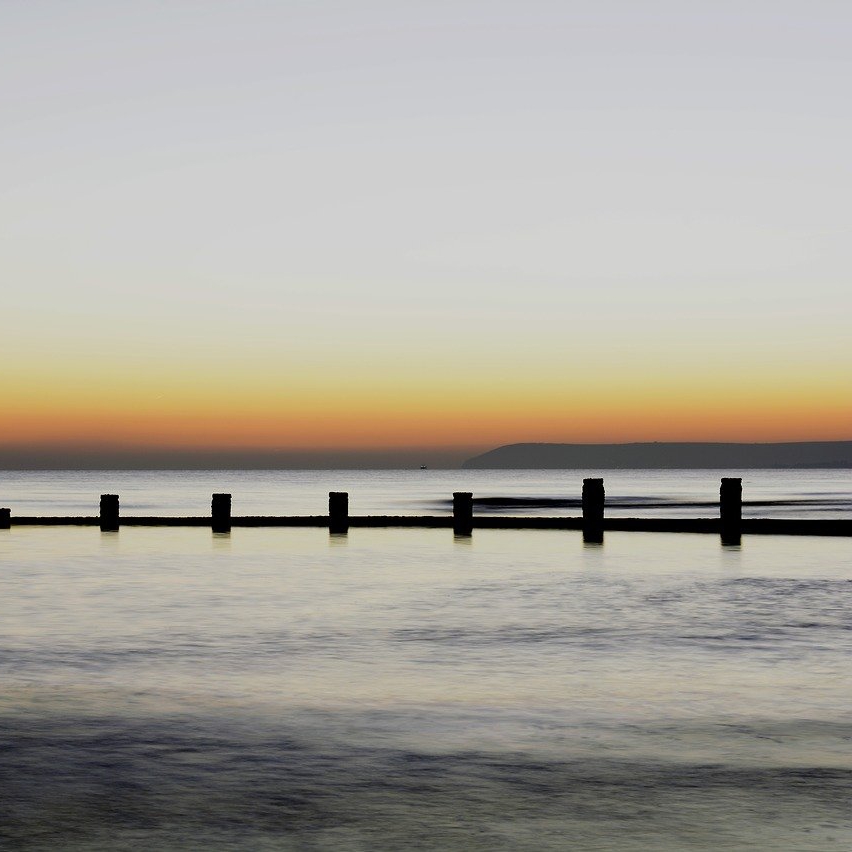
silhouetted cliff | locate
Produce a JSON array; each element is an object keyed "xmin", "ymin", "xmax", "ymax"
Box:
[{"xmin": 462, "ymin": 442, "xmax": 852, "ymax": 469}]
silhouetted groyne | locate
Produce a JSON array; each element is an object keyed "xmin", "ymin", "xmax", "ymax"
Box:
[{"xmin": 2, "ymin": 478, "xmax": 850, "ymax": 541}]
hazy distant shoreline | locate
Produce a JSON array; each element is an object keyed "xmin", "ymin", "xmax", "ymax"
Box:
[
  {"xmin": 1, "ymin": 441, "xmax": 851, "ymax": 470},
  {"xmin": 462, "ymin": 442, "xmax": 852, "ymax": 469}
]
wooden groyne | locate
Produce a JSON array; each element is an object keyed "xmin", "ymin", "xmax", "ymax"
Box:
[{"xmin": 1, "ymin": 479, "xmax": 850, "ymax": 541}]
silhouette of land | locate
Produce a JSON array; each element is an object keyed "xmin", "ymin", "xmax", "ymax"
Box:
[
  {"xmin": 2, "ymin": 441, "xmax": 851, "ymax": 471},
  {"xmin": 462, "ymin": 442, "xmax": 852, "ymax": 469}
]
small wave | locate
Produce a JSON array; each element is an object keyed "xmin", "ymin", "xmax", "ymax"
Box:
[
  {"xmin": 426, "ymin": 495, "xmax": 852, "ymax": 513},
  {"xmin": 1, "ymin": 709, "xmax": 850, "ymax": 850}
]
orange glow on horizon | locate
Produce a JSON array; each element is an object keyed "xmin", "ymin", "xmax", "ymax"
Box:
[
  {"xmin": 2, "ymin": 368, "xmax": 850, "ymax": 452},
  {"xmin": 3, "ymin": 336, "xmax": 850, "ymax": 455}
]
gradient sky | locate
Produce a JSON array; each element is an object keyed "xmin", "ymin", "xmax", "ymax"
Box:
[{"xmin": 2, "ymin": 1, "xmax": 850, "ymax": 465}]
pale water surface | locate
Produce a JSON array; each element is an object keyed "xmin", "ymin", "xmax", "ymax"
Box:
[
  {"xmin": 1, "ymin": 468, "xmax": 851, "ymax": 518},
  {"xmin": 1, "ymin": 471, "xmax": 851, "ymax": 850}
]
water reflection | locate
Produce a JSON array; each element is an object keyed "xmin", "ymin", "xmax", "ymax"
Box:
[
  {"xmin": 211, "ymin": 531, "xmax": 232, "ymax": 551},
  {"xmin": 98, "ymin": 529, "xmax": 120, "ymax": 551}
]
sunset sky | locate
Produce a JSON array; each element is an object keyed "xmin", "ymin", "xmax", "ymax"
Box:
[{"xmin": 2, "ymin": 1, "xmax": 850, "ymax": 466}]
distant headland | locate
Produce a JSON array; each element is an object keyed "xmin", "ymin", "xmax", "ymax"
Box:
[{"xmin": 462, "ymin": 442, "xmax": 852, "ymax": 469}]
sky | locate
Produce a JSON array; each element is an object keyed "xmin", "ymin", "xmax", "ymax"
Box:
[{"xmin": 2, "ymin": 1, "xmax": 850, "ymax": 466}]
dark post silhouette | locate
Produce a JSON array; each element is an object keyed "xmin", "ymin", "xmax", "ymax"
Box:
[
  {"xmin": 0, "ymin": 508, "xmax": 10, "ymax": 529},
  {"xmin": 100, "ymin": 494, "xmax": 119, "ymax": 532},
  {"xmin": 329, "ymin": 491, "xmax": 349, "ymax": 534},
  {"xmin": 720, "ymin": 477, "xmax": 742, "ymax": 545},
  {"xmin": 212, "ymin": 493, "xmax": 231, "ymax": 533},
  {"xmin": 582, "ymin": 478, "xmax": 605, "ymax": 543},
  {"xmin": 453, "ymin": 491, "xmax": 473, "ymax": 536}
]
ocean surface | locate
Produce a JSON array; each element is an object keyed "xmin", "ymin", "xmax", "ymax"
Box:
[
  {"xmin": 1, "ymin": 467, "xmax": 851, "ymax": 519},
  {"xmin": 1, "ymin": 470, "xmax": 851, "ymax": 850}
]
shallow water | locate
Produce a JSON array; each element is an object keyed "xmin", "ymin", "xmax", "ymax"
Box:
[{"xmin": 1, "ymin": 522, "xmax": 851, "ymax": 850}]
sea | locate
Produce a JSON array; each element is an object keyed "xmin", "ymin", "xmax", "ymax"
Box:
[{"xmin": 1, "ymin": 469, "xmax": 850, "ymax": 851}]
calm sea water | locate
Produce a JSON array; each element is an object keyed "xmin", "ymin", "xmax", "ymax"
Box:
[
  {"xmin": 1, "ymin": 468, "xmax": 851, "ymax": 518},
  {"xmin": 1, "ymin": 471, "xmax": 851, "ymax": 850}
]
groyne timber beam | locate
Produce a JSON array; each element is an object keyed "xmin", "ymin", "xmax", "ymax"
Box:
[
  {"xmin": 3, "ymin": 515, "xmax": 851, "ymax": 535},
  {"xmin": 1, "ymin": 480, "xmax": 849, "ymax": 536}
]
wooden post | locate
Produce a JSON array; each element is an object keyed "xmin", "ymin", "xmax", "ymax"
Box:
[
  {"xmin": 453, "ymin": 491, "xmax": 473, "ymax": 536},
  {"xmin": 212, "ymin": 493, "xmax": 231, "ymax": 533},
  {"xmin": 582, "ymin": 478, "xmax": 605, "ymax": 543},
  {"xmin": 720, "ymin": 477, "xmax": 742, "ymax": 545},
  {"xmin": 329, "ymin": 491, "xmax": 349, "ymax": 534},
  {"xmin": 100, "ymin": 494, "xmax": 119, "ymax": 532},
  {"xmin": 0, "ymin": 508, "xmax": 10, "ymax": 529}
]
